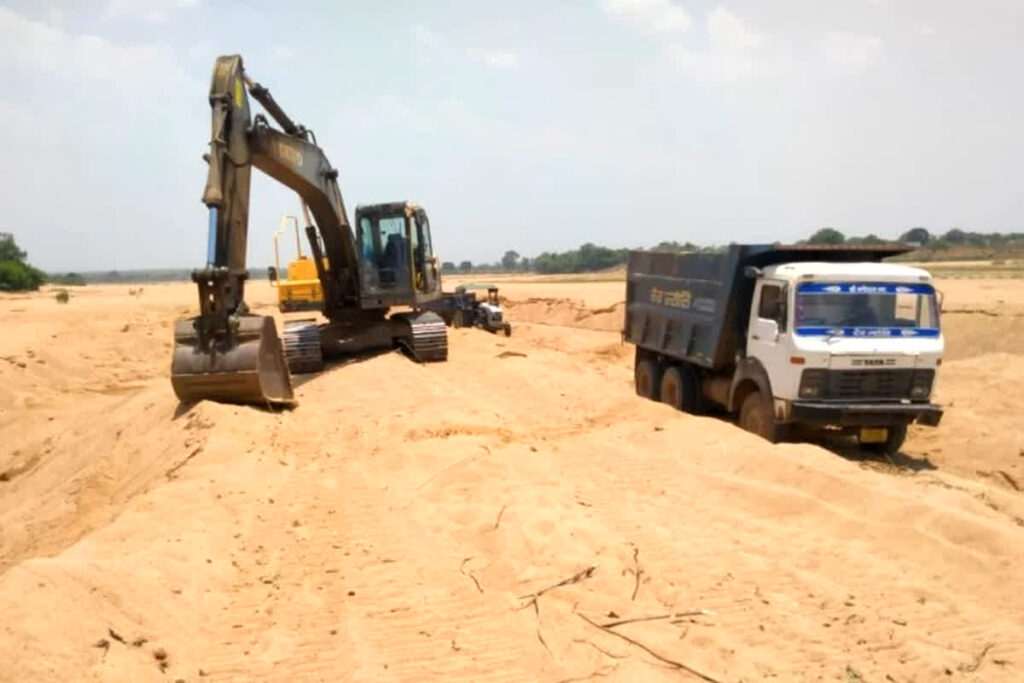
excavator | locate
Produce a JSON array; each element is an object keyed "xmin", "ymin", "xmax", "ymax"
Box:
[
  {"xmin": 268, "ymin": 213, "xmax": 324, "ymax": 312},
  {"xmin": 171, "ymin": 55, "xmax": 448, "ymax": 407}
]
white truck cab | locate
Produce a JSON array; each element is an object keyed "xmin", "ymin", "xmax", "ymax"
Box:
[{"xmin": 750, "ymin": 261, "xmax": 942, "ymax": 407}]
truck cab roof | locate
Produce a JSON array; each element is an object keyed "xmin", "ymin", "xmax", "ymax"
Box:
[{"xmin": 763, "ymin": 261, "xmax": 933, "ymax": 285}]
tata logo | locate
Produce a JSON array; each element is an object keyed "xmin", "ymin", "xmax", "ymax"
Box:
[
  {"xmin": 822, "ymin": 285, "xmax": 842, "ymax": 293},
  {"xmin": 851, "ymin": 358, "xmax": 897, "ymax": 366}
]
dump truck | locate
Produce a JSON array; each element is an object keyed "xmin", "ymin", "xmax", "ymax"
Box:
[{"xmin": 624, "ymin": 244, "xmax": 944, "ymax": 454}]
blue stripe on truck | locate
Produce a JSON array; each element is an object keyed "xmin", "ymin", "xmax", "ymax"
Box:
[
  {"xmin": 795, "ymin": 326, "xmax": 941, "ymax": 338},
  {"xmin": 797, "ymin": 282, "xmax": 935, "ymax": 295}
]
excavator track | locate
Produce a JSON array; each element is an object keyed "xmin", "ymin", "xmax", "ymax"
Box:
[
  {"xmin": 282, "ymin": 319, "xmax": 325, "ymax": 374},
  {"xmin": 400, "ymin": 311, "xmax": 448, "ymax": 362}
]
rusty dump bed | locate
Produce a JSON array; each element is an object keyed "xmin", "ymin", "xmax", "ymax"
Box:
[
  {"xmin": 623, "ymin": 244, "xmax": 912, "ymax": 371},
  {"xmin": 171, "ymin": 315, "xmax": 295, "ymax": 406}
]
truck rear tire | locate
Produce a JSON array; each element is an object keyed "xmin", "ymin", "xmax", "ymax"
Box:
[
  {"xmin": 863, "ymin": 424, "xmax": 908, "ymax": 456},
  {"xmin": 738, "ymin": 391, "xmax": 780, "ymax": 444},
  {"xmin": 660, "ymin": 366, "xmax": 700, "ymax": 413},
  {"xmin": 635, "ymin": 359, "xmax": 662, "ymax": 401}
]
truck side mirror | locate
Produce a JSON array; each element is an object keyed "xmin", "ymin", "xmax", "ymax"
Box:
[{"xmin": 752, "ymin": 317, "xmax": 779, "ymax": 342}]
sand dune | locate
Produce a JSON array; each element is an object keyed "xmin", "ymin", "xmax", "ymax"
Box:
[{"xmin": 1, "ymin": 279, "xmax": 1023, "ymax": 681}]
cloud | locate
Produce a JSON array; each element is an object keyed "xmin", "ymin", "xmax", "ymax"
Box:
[
  {"xmin": 918, "ymin": 25, "xmax": 936, "ymax": 37},
  {"xmin": 105, "ymin": 0, "xmax": 200, "ymax": 23},
  {"xmin": 659, "ymin": 7, "xmax": 778, "ymax": 84},
  {"xmin": 819, "ymin": 31, "xmax": 884, "ymax": 69},
  {"xmin": 0, "ymin": 6, "xmax": 194, "ymax": 87},
  {"xmin": 470, "ymin": 48, "xmax": 520, "ymax": 69},
  {"xmin": 601, "ymin": 0, "xmax": 692, "ymax": 35},
  {"xmin": 706, "ymin": 7, "xmax": 763, "ymax": 51},
  {"xmin": 273, "ymin": 45, "xmax": 294, "ymax": 60}
]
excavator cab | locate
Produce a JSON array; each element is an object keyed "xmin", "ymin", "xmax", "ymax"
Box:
[{"xmin": 355, "ymin": 202, "xmax": 442, "ymax": 308}]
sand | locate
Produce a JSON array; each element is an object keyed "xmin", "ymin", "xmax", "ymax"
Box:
[{"xmin": 1, "ymin": 278, "xmax": 1023, "ymax": 681}]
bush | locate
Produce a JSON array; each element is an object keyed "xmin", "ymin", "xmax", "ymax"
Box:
[
  {"xmin": 50, "ymin": 272, "xmax": 86, "ymax": 286},
  {"xmin": 55, "ymin": 289, "xmax": 70, "ymax": 303},
  {"xmin": 533, "ymin": 243, "xmax": 629, "ymax": 274},
  {"xmin": 0, "ymin": 260, "xmax": 46, "ymax": 292}
]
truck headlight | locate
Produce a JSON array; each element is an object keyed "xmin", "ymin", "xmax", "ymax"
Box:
[
  {"xmin": 799, "ymin": 369, "xmax": 827, "ymax": 399},
  {"xmin": 910, "ymin": 370, "xmax": 934, "ymax": 399}
]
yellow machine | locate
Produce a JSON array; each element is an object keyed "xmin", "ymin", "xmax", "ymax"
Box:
[{"xmin": 268, "ymin": 214, "xmax": 325, "ymax": 312}]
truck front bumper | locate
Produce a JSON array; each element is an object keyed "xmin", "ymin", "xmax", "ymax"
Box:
[{"xmin": 790, "ymin": 401, "xmax": 943, "ymax": 427}]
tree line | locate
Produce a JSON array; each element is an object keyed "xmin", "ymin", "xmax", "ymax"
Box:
[{"xmin": 3, "ymin": 225, "xmax": 1021, "ymax": 292}]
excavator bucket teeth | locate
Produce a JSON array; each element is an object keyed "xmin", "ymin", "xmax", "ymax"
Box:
[{"xmin": 171, "ymin": 315, "xmax": 295, "ymax": 407}]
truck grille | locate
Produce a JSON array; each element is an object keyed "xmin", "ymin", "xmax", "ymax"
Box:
[{"xmin": 822, "ymin": 369, "xmax": 929, "ymax": 400}]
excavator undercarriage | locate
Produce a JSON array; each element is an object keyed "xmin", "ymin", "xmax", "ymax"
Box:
[{"xmin": 171, "ymin": 55, "xmax": 447, "ymax": 407}]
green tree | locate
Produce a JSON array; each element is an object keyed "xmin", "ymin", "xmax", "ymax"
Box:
[
  {"xmin": 441, "ymin": 261, "xmax": 456, "ymax": 272},
  {"xmin": 899, "ymin": 227, "xmax": 931, "ymax": 245},
  {"xmin": 0, "ymin": 260, "xmax": 46, "ymax": 291},
  {"xmin": 943, "ymin": 228, "xmax": 967, "ymax": 244},
  {"xmin": 0, "ymin": 233, "xmax": 27, "ymax": 262},
  {"xmin": 500, "ymin": 250, "xmax": 520, "ymax": 270},
  {"xmin": 808, "ymin": 228, "xmax": 845, "ymax": 245},
  {"xmin": 0, "ymin": 233, "xmax": 46, "ymax": 292},
  {"xmin": 458, "ymin": 260, "xmax": 473, "ymax": 272}
]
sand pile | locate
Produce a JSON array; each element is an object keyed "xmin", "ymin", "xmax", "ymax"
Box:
[{"xmin": 1, "ymin": 280, "xmax": 1022, "ymax": 681}]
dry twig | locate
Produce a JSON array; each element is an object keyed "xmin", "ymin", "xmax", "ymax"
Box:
[
  {"xmin": 518, "ymin": 565, "xmax": 597, "ymax": 609},
  {"xmin": 576, "ymin": 612, "xmax": 721, "ymax": 683},
  {"xmin": 602, "ymin": 611, "xmax": 712, "ymax": 629},
  {"xmin": 460, "ymin": 557, "xmax": 483, "ymax": 593}
]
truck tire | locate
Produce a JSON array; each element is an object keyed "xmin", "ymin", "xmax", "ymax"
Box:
[
  {"xmin": 738, "ymin": 391, "xmax": 780, "ymax": 444},
  {"xmin": 452, "ymin": 310, "xmax": 465, "ymax": 328},
  {"xmin": 864, "ymin": 424, "xmax": 908, "ymax": 456},
  {"xmin": 660, "ymin": 366, "xmax": 699, "ymax": 413},
  {"xmin": 635, "ymin": 359, "xmax": 662, "ymax": 401}
]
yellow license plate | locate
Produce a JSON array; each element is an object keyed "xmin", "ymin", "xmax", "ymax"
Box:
[{"xmin": 859, "ymin": 427, "xmax": 888, "ymax": 444}]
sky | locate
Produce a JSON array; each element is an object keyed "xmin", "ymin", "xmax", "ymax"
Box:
[{"xmin": 1, "ymin": 0, "xmax": 1022, "ymax": 271}]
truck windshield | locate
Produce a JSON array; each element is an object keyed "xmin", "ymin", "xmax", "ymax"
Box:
[{"xmin": 794, "ymin": 282, "xmax": 940, "ymax": 337}]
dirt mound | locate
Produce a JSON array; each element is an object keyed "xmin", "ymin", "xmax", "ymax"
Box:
[
  {"xmin": 2, "ymin": 281, "xmax": 1024, "ymax": 681},
  {"xmin": 503, "ymin": 297, "xmax": 624, "ymax": 332}
]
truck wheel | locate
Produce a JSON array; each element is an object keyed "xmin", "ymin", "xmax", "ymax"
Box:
[
  {"xmin": 660, "ymin": 366, "xmax": 699, "ymax": 413},
  {"xmin": 635, "ymin": 360, "xmax": 662, "ymax": 401},
  {"xmin": 738, "ymin": 391, "xmax": 779, "ymax": 444},
  {"xmin": 452, "ymin": 310, "xmax": 465, "ymax": 328},
  {"xmin": 864, "ymin": 424, "xmax": 908, "ymax": 456}
]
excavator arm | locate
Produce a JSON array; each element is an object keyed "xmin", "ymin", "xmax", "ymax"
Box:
[
  {"xmin": 199, "ymin": 54, "xmax": 359, "ymax": 317},
  {"xmin": 172, "ymin": 54, "xmax": 360, "ymax": 406}
]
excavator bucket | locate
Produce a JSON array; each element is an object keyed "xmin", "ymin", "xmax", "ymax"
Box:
[{"xmin": 171, "ymin": 314, "xmax": 295, "ymax": 407}]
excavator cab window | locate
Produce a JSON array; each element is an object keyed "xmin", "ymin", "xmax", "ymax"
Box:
[{"xmin": 357, "ymin": 213, "xmax": 412, "ymax": 296}]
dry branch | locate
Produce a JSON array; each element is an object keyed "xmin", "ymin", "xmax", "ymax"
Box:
[
  {"xmin": 518, "ymin": 565, "xmax": 597, "ymax": 608},
  {"xmin": 602, "ymin": 611, "xmax": 712, "ymax": 629},
  {"xmin": 577, "ymin": 612, "xmax": 721, "ymax": 683}
]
